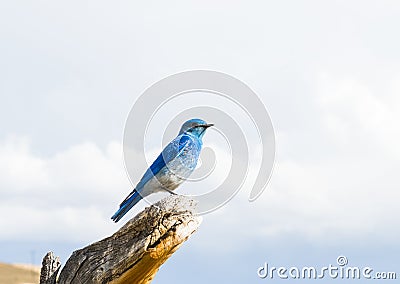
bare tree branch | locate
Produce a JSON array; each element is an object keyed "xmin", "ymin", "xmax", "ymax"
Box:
[{"xmin": 40, "ymin": 195, "xmax": 201, "ymax": 284}]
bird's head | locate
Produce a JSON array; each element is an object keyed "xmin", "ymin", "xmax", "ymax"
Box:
[{"xmin": 179, "ymin": 118, "xmax": 213, "ymax": 139}]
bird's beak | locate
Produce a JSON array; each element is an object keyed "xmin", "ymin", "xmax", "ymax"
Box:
[{"xmin": 202, "ymin": 123, "xmax": 214, "ymax": 128}]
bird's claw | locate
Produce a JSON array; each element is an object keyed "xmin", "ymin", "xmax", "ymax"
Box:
[{"xmin": 164, "ymin": 188, "xmax": 178, "ymax": 195}]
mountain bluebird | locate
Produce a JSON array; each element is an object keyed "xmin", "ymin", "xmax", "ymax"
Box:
[{"xmin": 111, "ymin": 118, "xmax": 213, "ymax": 222}]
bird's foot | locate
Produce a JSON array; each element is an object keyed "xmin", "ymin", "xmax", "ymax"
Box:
[{"xmin": 164, "ymin": 188, "xmax": 178, "ymax": 195}]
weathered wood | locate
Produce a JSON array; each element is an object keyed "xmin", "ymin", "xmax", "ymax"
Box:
[
  {"xmin": 40, "ymin": 195, "xmax": 201, "ymax": 284},
  {"xmin": 40, "ymin": 252, "xmax": 61, "ymax": 284}
]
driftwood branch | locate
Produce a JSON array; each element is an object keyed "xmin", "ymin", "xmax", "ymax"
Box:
[
  {"xmin": 40, "ymin": 195, "xmax": 201, "ymax": 284},
  {"xmin": 40, "ymin": 252, "xmax": 61, "ymax": 284}
]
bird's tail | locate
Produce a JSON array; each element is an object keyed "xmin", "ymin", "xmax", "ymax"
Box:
[{"xmin": 111, "ymin": 189, "xmax": 143, "ymax": 223}]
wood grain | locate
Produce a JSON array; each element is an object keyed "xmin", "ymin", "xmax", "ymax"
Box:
[{"xmin": 40, "ymin": 195, "xmax": 201, "ymax": 284}]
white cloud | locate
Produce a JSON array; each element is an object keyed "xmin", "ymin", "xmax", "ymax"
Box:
[
  {"xmin": 0, "ymin": 136, "xmax": 49, "ymax": 192},
  {"xmin": 1, "ymin": 71, "xmax": 400, "ymax": 249},
  {"xmin": 192, "ymin": 73, "xmax": 400, "ymax": 251},
  {"xmin": 0, "ymin": 136, "xmax": 133, "ymax": 242},
  {"xmin": 3, "ymin": 96, "xmax": 399, "ymax": 246},
  {"xmin": 316, "ymin": 72, "xmax": 400, "ymax": 157}
]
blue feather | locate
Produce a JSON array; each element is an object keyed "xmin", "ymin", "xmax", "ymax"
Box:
[
  {"xmin": 111, "ymin": 190, "xmax": 142, "ymax": 222},
  {"xmin": 111, "ymin": 119, "xmax": 212, "ymax": 222},
  {"xmin": 135, "ymin": 134, "xmax": 193, "ymax": 190}
]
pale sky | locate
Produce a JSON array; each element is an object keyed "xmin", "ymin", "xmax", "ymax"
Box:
[{"xmin": 1, "ymin": 1, "xmax": 399, "ymax": 283}]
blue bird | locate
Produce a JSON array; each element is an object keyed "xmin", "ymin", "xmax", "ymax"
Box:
[{"xmin": 111, "ymin": 118, "xmax": 213, "ymax": 222}]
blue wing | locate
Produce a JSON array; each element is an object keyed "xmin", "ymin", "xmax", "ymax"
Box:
[
  {"xmin": 135, "ymin": 134, "xmax": 192, "ymax": 191},
  {"xmin": 112, "ymin": 134, "xmax": 194, "ymax": 222}
]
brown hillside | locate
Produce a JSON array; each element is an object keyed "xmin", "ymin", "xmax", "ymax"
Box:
[{"xmin": 0, "ymin": 263, "xmax": 39, "ymax": 284}]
